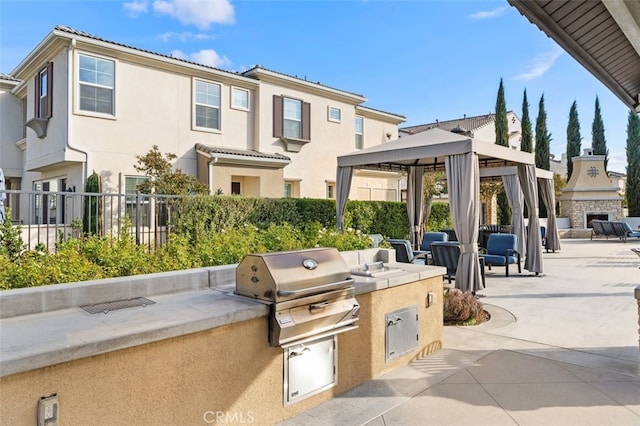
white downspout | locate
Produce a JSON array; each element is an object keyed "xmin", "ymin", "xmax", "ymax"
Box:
[{"xmin": 66, "ymin": 38, "xmax": 90, "ymax": 185}]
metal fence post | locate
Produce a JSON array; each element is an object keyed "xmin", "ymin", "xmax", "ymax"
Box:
[{"xmin": 135, "ymin": 191, "xmax": 141, "ymax": 244}]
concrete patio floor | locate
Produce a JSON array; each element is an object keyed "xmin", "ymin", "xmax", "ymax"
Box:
[{"xmin": 280, "ymin": 239, "xmax": 640, "ymax": 426}]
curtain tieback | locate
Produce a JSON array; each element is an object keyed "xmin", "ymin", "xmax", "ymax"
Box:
[{"xmin": 460, "ymin": 243, "xmax": 478, "ymax": 254}]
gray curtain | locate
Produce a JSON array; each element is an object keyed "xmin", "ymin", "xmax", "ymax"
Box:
[
  {"xmin": 502, "ymin": 174, "xmax": 526, "ymax": 259},
  {"xmin": 539, "ymin": 177, "xmax": 561, "ymax": 252},
  {"xmin": 0, "ymin": 168, "xmax": 6, "ymax": 224},
  {"xmin": 407, "ymin": 166, "xmax": 425, "ymax": 247},
  {"xmin": 335, "ymin": 166, "xmax": 353, "ymax": 231},
  {"xmin": 517, "ymin": 164, "xmax": 543, "ymax": 273},
  {"xmin": 445, "ymin": 153, "xmax": 483, "ymax": 293}
]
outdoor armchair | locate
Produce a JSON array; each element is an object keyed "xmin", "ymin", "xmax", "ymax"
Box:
[
  {"xmin": 388, "ymin": 239, "xmax": 428, "ymax": 265},
  {"xmin": 430, "ymin": 241, "xmax": 461, "ymax": 283},
  {"xmin": 419, "ymin": 232, "xmax": 449, "ymax": 252},
  {"xmin": 479, "ymin": 233, "xmax": 521, "ymax": 277},
  {"xmin": 431, "ymin": 241, "xmax": 486, "ymax": 287}
]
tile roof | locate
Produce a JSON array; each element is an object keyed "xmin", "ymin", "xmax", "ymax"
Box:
[
  {"xmin": 244, "ymin": 65, "xmax": 366, "ymax": 99},
  {"xmin": 55, "ymin": 25, "xmax": 240, "ymax": 78},
  {"xmin": 195, "ymin": 144, "xmax": 291, "ymax": 161},
  {"xmin": 400, "ymin": 112, "xmax": 512, "ymax": 135},
  {"xmin": 0, "ymin": 73, "xmax": 20, "ymax": 82},
  {"xmin": 357, "ymin": 104, "xmax": 407, "ymax": 120},
  {"xmin": 55, "ymin": 26, "xmax": 380, "ymax": 104}
]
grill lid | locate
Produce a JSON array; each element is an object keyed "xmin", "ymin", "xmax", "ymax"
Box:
[{"xmin": 235, "ymin": 248, "xmax": 352, "ymax": 303}]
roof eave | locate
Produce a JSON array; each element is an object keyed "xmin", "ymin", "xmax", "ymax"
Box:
[{"xmin": 508, "ymin": 0, "xmax": 640, "ymax": 112}]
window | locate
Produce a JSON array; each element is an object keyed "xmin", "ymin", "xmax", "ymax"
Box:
[
  {"xmin": 284, "ymin": 182, "xmax": 293, "ymax": 198},
  {"xmin": 231, "ymin": 182, "xmax": 241, "ymax": 195},
  {"xmin": 79, "ymin": 54, "xmax": 115, "ymax": 115},
  {"xmin": 231, "ymin": 87, "xmax": 249, "ymax": 110},
  {"xmin": 33, "ymin": 178, "xmax": 67, "ymax": 224},
  {"xmin": 328, "ymin": 106, "xmax": 341, "ymax": 123},
  {"xmin": 273, "ymin": 95, "xmax": 310, "ymax": 140},
  {"xmin": 125, "ymin": 176, "xmax": 150, "ymax": 227},
  {"xmin": 284, "ymin": 98, "xmax": 302, "ymax": 138},
  {"xmin": 326, "ymin": 183, "xmax": 335, "ymax": 199},
  {"xmin": 194, "ymin": 79, "xmax": 221, "ymax": 130},
  {"xmin": 355, "ymin": 116, "xmax": 364, "ymax": 149},
  {"xmin": 35, "ymin": 63, "xmax": 53, "ymax": 119}
]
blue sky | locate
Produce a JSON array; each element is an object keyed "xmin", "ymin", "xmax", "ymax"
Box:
[{"xmin": 0, "ymin": 0, "xmax": 633, "ymax": 173}]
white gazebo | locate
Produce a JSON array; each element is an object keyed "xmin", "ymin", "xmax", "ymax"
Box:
[{"xmin": 336, "ymin": 128, "xmax": 558, "ymax": 293}]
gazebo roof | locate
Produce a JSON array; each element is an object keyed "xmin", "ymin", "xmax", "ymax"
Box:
[{"xmin": 337, "ymin": 128, "xmax": 535, "ymax": 173}]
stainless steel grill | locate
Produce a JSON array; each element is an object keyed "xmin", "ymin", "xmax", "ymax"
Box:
[{"xmin": 235, "ymin": 248, "xmax": 360, "ymax": 347}]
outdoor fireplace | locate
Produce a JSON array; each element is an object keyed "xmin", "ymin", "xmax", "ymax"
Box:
[
  {"xmin": 586, "ymin": 213, "xmax": 610, "ymax": 228},
  {"xmin": 560, "ymin": 150, "xmax": 622, "ymax": 228}
]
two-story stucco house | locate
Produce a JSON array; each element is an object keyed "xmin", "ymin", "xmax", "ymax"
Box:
[{"xmin": 0, "ymin": 26, "xmax": 405, "ymax": 225}]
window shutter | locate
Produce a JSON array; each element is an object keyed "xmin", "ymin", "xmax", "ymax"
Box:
[
  {"xmin": 34, "ymin": 74, "xmax": 40, "ymax": 117},
  {"xmin": 302, "ymin": 101, "xmax": 310, "ymax": 140},
  {"xmin": 273, "ymin": 95, "xmax": 283, "ymax": 138},
  {"xmin": 47, "ymin": 62, "xmax": 53, "ymax": 119}
]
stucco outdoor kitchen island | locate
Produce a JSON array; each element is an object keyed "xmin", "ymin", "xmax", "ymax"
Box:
[{"xmin": 0, "ymin": 248, "xmax": 445, "ymax": 426}]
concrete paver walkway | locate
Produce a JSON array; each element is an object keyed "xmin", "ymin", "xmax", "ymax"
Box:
[{"xmin": 280, "ymin": 239, "xmax": 640, "ymax": 425}]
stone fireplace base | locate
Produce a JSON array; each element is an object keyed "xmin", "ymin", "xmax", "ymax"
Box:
[{"xmin": 561, "ymin": 199, "xmax": 622, "ymax": 229}]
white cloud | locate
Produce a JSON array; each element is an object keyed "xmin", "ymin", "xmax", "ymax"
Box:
[
  {"xmin": 513, "ymin": 46, "xmax": 564, "ymax": 81},
  {"xmin": 153, "ymin": 0, "xmax": 235, "ymax": 29},
  {"xmin": 170, "ymin": 49, "xmax": 231, "ymax": 68},
  {"xmin": 123, "ymin": 0, "xmax": 149, "ymax": 17},
  {"xmin": 468, "ymin": 7, "xmax": 507, "ymax": 20},
  {"xmin": 159, "ymin": 31, "xmax": 216, "ymax": 42}
]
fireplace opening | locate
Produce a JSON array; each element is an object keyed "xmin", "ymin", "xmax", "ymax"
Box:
[{"xmin": 586, "ymin": 213, "xmax": 609, "ymax": 228}]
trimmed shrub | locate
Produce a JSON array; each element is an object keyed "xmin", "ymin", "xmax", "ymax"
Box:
[
  {"xmin": 427, "ymin": 202, "xmax": 453, "ymax": 232},
  {"xmin": 443, "ymin": 289, "xmax": 485, "ymax": 325}
]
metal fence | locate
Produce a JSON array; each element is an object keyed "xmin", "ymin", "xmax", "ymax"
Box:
[{"xmin": 1, "ymin": 189, "xmax": 183, "ymax": 252}]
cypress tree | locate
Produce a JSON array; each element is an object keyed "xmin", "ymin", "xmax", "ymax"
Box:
[
  {"xmin": 535, "ymin": 95, "xmax": 551, "ymax": 170},
  {"xmin": 521, "ymin": 89, "xmax": 533, "ymax": 152},
  {"xmin": 591, "ymin": 96, "xmax": 609, "ymax": 171},
  {"xmin": 495, "ymin": 78, "xmax": 509, "ymax": 147},
  {"xmin": 566, "ymin": 100, "xmax": 582, "ymax": 179},
  {"xmin": 626, "ymin": 111, "xmax": 640, "ymax": 217},
  {"xmin": 535, "ymin": 95, "xmax": 552, "ymax": 218}
]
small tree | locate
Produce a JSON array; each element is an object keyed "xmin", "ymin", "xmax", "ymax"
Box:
[
  {"xmin": 422, "ymin": 171, "xmax": 446, "ymax": 231},
  {"xmin": 495, "ymin": 78, "xmax": 509, "ymax": 147},
  {"xmin": 520, "ymin": 89, "xmax": 533, "ymax": 153},
  {"xmin": 626, "ymin": 111, "xmax": 640, "ymax": 216},
  {"xmin": 0, "ymin": 208, "xmax": 26, "ymax": 260},
  {"xmin": 134, "ymin": 145, "xmax": 209, "ymax": 196},
  {"xmin": 566, "ymin": 100, "xmax": 582, "ymax": 180},
  {"xmin": 591, "ymin": 96, "xmax": 609, "ymax": 171},
  {"xmin": 553, "ymin": 174, "xmax": 566, "ymax": 215},
  {"xmin": 83, "ymin": 172, "xmax": 101, "ymax": 235}
]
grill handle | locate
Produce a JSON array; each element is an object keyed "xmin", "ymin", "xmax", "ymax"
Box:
[
  {"xmin": 276, "ymin": 279, "xmax": 353, "ymax": 298},
  {"xmin": 309, "ymin": 301, "xmax": 329, "ymax": 313}
]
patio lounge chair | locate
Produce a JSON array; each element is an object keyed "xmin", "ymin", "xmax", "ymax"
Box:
[
  {"xmin": 479, "ymin": 233, "xmax": 521, "ymax": 277},
  {"xmin": 619, "ymin": 222, "xmax": 640, "ymax": 242},
  {"xmin": 388, "ymin": 239, "xmax": 428, "ymax": 265}
]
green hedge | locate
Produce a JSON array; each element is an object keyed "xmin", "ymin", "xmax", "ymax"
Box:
[{"xmin": 0, "ymin": 196, "xmax": 453, "ymax": 289}]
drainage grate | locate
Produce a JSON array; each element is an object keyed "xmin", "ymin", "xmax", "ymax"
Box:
[{"xmin": 80, "ymin": 297, "xmax": 156, "ymax": 314}]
